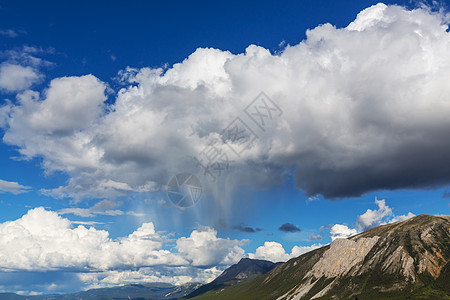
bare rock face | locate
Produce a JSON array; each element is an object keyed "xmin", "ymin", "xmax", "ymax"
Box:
[
  {"xmin": 278, "ymin": 237, "xmax": 380, "ymax": 300},
  {"xmin": 379, "ymin": 245, "xmax": 416, "ymax": 281},
  {"xmin": 309, "ymin": 237, "xmax": 379, "ymax": 278}
]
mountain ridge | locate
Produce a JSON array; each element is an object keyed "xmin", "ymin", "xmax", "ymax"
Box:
[
  {"xmin": 184, "ymin": 257, "xmax": 280, "ymax": 299},
  {"xmin": 2, "ymin": 214, "xmax": 448, "ymax": 300},
  {"xmin": 188, "ymin": 214, "xmax": 450, "ymax": 299},
  {"xmin": 0, "ymin": 282, "xmax": 202, "ymax": 300}
]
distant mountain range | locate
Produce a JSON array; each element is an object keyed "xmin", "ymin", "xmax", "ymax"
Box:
[
  {"xmin": 0, "ymin": 282, "xmax": 202, "ymax": 300},
  {"xmin": 2, "ymin": 214, "xmax": 448, "ymax": 300},
  {"xmin": 187, "ymin": 214, "xmax": 450, "ymax": 299}
]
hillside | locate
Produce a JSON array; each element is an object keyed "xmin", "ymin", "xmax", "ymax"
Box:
[
  {"xmin": 188, "ymin": 214, "xmax": 450, "ymax": 299},
  {"xmin": 185, "ymin": 258, "xmax": 280, "ymax": 298}
]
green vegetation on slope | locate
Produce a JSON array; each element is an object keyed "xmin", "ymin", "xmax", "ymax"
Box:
[{"xmin": 188, "ymin": 215, "xmax": 450, "ymax": 300}]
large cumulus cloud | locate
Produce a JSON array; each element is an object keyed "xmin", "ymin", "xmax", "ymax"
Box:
[
  {"xmin": 2, "ymin": 3, "xmax": 450, "ymax": 200},
  {"xmin": 0, "ymin": 207, "xmax": 319, "ymax": 292},
  {"xmin": 0, "ymin": 207, "xmax": 248, "ymax": 272}
]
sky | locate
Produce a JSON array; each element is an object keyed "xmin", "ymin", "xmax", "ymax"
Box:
[{"xmin": 0, "ymin": 0, "xmax": 450, "ymax": 295}]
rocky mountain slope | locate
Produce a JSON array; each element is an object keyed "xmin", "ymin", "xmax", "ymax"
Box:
[
  {"xmin": 184, "ymin": 258, "xmax": 280, "ymax": 298},
  {"xmin": 188, "ymin": 214, "xmax": 450, "ymax": 299}
]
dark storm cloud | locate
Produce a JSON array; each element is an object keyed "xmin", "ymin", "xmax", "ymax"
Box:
[
  {"xmin": 233, "ymin": 224, "xmax": 263, "ymax": 233},
  {"xmin": 295, "ymin": 131, "xmax": 450, "ymax": 199},
  {"xmin": 278, "ymin": 223, "xmax": 301, "ymax": 233}
]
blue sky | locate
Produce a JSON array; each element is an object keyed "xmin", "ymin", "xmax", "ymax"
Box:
[{"xmin": 0, "ymin": 0, "xmax": 450, "ymax": 295}]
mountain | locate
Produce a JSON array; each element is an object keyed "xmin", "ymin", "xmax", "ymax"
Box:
[
  {"xmin": 187, "ymin": 214, "xmax": 450, "ymax": 299},
  {"xmin": 0, "ymin": 293, "xmax": 25, "ymax": 300},
  {"xmin": 0, "ymin": 259, "xmax": 278, "ymax": 300},
  {"xmin": 0, "ymin": 282, "xmax": 202, "ymax": 300},
  {"xmin": 184, "ymin": 258, "xmax": 281, "ymax": 299},
  {"xmin": 211, "ymin": 258, "xmax": 281, "ymax": 283}
]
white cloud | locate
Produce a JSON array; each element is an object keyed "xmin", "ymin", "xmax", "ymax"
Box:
[
  {"xmin": 16, "ymin": 291, "xmax": 41, "ymax": 296},
  {"xmin": 77, "ymin": 266, "xmax": 222, "ymax": 290},
  {"xmin": 248, "ymin": 241, "xmax": 291, "ymax": 262},
  {"xmin": 0, "ymin": 208, "xmax": 324, "ymax": 291},
  {"xmin": 1, "ymin": 46, "xmax": 53, "ymax": 68},
  {"xmin": 330, "ymin": 224, "xmax": 358, "ymax": 241},
  {"xmin": 176, "ymin": 227, "xmax": 246, "ymax": 267},
  {"xmin": 2, "ymin": 4, "xmax": 450, "ymax": 204},
  {"xmin": 0, "ymin": 207, "xmax": 247, "ymax": 272},
  {"xmin": 329, "ymin": 198, "xmax": 415, "ymax": 240},
  {"xmin": 248, "ymin": 241, "xmax": 322, "ymax": 262},
  {"xmin": 356, "ymin": 198, "xmax": 415, "ymax": 231},
  {"xmin": 127, "ymin": 211, "xmax": 145, "ymax": 217},
  {"xmin": 389, "ymin": 212, "xmax": 416, "ymax": 223},
  {"xmin": 291, "ymin": 244, "xmax": 323, "ymax": 257},
  {"xmin": 9, "ymin": 75, "xmax": 106, "ymax": 136},
  {"xmin": 58, "ymin": 207, "xmax": 123, "ymax": 218},
  {"xmin": 70, "ymin": 220, "xmax": 104, "ymax": 226},
  {"xmin": 306, "ymin": 195, "xmax": 319, "ymax": 203},
  {"xmin": 0, "ymin": 204, "xmax": 327, "ymax": 281},
  {"xmin": 347, "ymin": 3, "xmax": 388, "ymax": 31},
  {"xmin": 0, "ymin": 63, "xmax": 42, "ymax": 92},
  {"xmin": 0, "ymin": 29, "xmax": 19, "ymax": 38},
  {"xmin": 58, "ymin": 200, "xmax": 124, "ymax": 217},
  {"xmin": 356, "ymin": 198, "xmax": 393, "ymax": 231},
  {"xmin": 0, "ymin": 179, "xmax": 30, "ymax": 194},
  {"xmin": 59, "ymin": 200, "xmax": 162, "ymax": 218}
]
